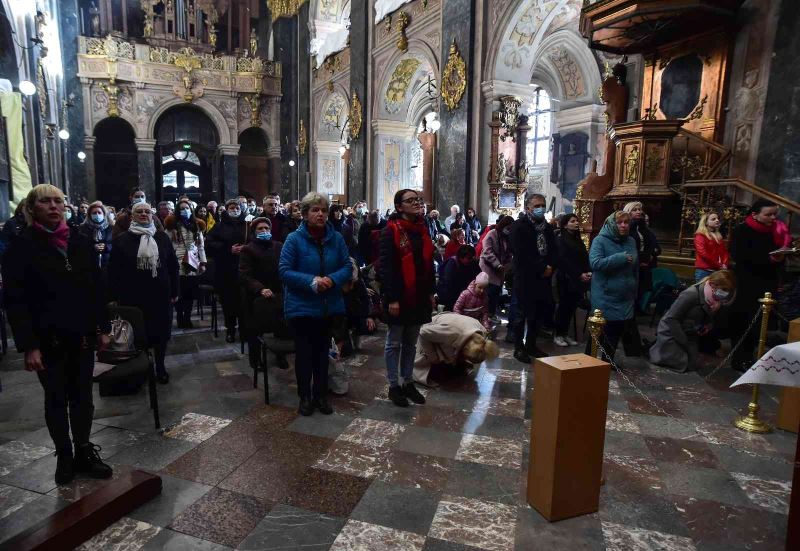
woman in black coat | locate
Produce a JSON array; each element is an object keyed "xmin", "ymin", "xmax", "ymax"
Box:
[
  {"xmin": 379, "ymin": 189, "xmax": 435, "ymax": 407},
  {"xmin": 206, "ymin": 200, "xmax": 249, "ymax": 342},
  {"xmin": 624, "ymin": 202, "xmax": 660, "ymax": 305},
  {"xmin": 79, "ymin": 201, "xmax": 114, "ymax": 270},
  {"xmin": 728, "ymin": 199, "xmax": 785, "ymax": 371},
  {"xmin": 3, "ymin": 185, "xmax": 112, "ymax": 484},
  {"xmin": 109, "ymin": 202, "xmax": 179, "ymax": 384},
  {"xmin": 554, "ymin": 214, "xmax": 591, "ymax": 347},
  {"xmin": 239, "ymin": 217, "xmax": 288, "ymax": 370}
]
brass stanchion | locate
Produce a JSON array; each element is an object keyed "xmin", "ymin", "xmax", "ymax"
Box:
[
  {"xmin": 588, "ymin": 309, "xmax": 606, "ymax": 359},
  {"xmin": 734, "ymin": 292, "xmax": 776, "ymax": 434}
]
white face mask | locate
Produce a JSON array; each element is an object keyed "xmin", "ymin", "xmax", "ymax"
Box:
[{"xmin": 132, "ymin": 196, "xmax": 145, "ymax": 205}]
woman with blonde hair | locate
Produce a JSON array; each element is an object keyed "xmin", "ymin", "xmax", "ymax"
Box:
[
  {"xmin": 3, "ymin": 185, "xmax": 112, "ymax": 484},
  {"xmin": 694, "ymin": 212, "xmax": 730, "ymax": 282},
  {"xmin": 649, "ymin": 270, "xmax": 736, "ymax": 372}
]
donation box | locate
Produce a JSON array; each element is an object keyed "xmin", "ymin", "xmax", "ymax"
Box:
[{"xmin": 527, "ymin": 353, "xmax": 610, "ymax": 521}]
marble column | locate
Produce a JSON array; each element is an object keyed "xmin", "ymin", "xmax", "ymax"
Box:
[
  {"xmin": 756, "ymin": 0, "xmax": 800, "ymax": 203},
  {"xmin": 273, "ymin": 16, "xmax": 298, "ymax": 200},
  {"xmin": 297, "ymin": 2, "xmax": 311, "ymax": 198},
  {"xmin": 257, "ymin": 0, "xmax": 273, "ymax": 58},
  {"xmin": 267, "ymin": 145, "xmax": 282, "ymax": 196},
  {"xmin": 135, "ymin": 138, "xmax": 157, "ymax": 200},
  {"xmin": 84, "ymin": 136, "xmax": 97, "ymax": 201},
  {"xmin": 219, "ymin": 144, "xmax": 241, "ymax": 200},
  {"xmin": 437, "ymin": 0, "xmax": 476, "ymax": 211},
  {"xmin": 58, "ymin": 0, "xmax": 88, "ymax": 199},
  {"xmin": 347, "ymin": 0, "xmax": 369, "ymax": 204}
]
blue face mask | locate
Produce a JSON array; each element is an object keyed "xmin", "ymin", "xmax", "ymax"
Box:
[
  {"xmin": 180, "ymin": 209, "xmax": 192, "ymax": 219},
  {"xmin": 64, "ymin": 210, "xmax": 72, "ymax": 220},
  {"xmin": 132, "ymin": 196, "xmax": 145, "ymax": 205},
  {"xmin": 532, "ymin": 207, "xmax": 546, "ymax": 219},
  {"xmin": 255, "ymin": 231, "xmax": 271, "ymax": 241},
  {"xmin": 229, "ymin": 209, "xmax": 241, "ymax": 218},
  {"xmin": 91, "ymin": 213, "xmax": 104, "ymax": 224}
]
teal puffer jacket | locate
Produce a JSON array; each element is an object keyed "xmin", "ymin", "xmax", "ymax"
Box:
[{"xmin": 589, "ymin": 214, "xmax": 639, "ymax": 322}]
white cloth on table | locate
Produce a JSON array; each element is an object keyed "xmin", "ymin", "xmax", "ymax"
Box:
[{"xmin": 730, "ymin": 341, "xmax": 800, "ymax": 388}]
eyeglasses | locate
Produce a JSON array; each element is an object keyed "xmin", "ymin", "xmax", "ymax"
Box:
[{"xmin": 402, "ymin": 197, "xmax": 424, "ymax": 204}]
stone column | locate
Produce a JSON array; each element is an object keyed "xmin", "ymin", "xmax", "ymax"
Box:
[
  {"xmin": 267, "ymin": 145, "xmax": 282, "ymax": 196},
  {"xmin": 59, "ymin": 0, "xmax": 88, "ymax": 199},
  {"xmin": 135, "ymin": 138, "xmax": 157, "ymax": 200},
  {"xmin": 273, "ymin": 16, "xmax": 298, "ymax": 199},
  {"xmin": 84, "ymin": 136, "xmax": 97, "ymax": 201},
  {"xmin": 297, "ymin": 2, "xmax": 311, "ymax": 198},
  {"xmin": 347, "ymin": 0, "xmax": 370, "ymax": 205},
  {"xmin": 436, "ymin": 0, "xmax": 476, "ymax": 211},
  {"xmin": 219, "ymin": 144, "xmax": 241, "ymax": 200},
  {"xmin": 418, "ymin": 131, "xmax": 437, "ymax": 206}
]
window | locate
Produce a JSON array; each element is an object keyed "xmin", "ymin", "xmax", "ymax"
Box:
[{"xmin": 526, "ymin": 87, "xmax": 552, "ymax": 167}]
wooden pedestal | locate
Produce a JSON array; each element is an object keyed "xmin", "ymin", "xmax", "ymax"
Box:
[
  {"xmin": 527, "ymin": 354, "xmax": 610, "ymax": 521},
  {"xmin": 777, "ymin": 320, "xmax": 800, "ymax": 433}
]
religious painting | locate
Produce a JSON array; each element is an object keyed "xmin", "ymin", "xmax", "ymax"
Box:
[
  {"xmin": 319, "ymin": 0, "xmax": 338, "ymax": 21},
  {"xmin": 384, "ymin": 58, "xmax": 421, "ymax": 114},
  {"xmin": 322, "ymin": 157, "xmax": 337, "ymax": 190},
  {"xmin": 321, "ymin": 94, "xmax": 347, "ymax": 140},
  {"xmin": 383, "ymin": 143, "xmax": 402, "ymax": 199},
  {"xmin": 660, "ymin": 54, "xmax": 703, "ymax": 119}
]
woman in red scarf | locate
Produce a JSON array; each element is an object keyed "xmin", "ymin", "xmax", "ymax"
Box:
[
  {"xmin": 728, "ymin": 199, "xmax": 787, "ymax": 371},
  {"xmin": 379, "ymin": 189, "xmax": 435, "ymax": 407},
  {"xmin": 3, "ymin": 185, "xmax": 112, "ymax": 485}
]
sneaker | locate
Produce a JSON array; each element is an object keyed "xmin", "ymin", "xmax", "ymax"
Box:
[
  {"xmin": 554, "ymin": 335, "xmax": 569, "ymax": 347},
  {"xmin": 299, "ymin": 397, "xmax": 314, "ymax": 416},
  {"xmin": 565, "ymin": 336, "xmax": 579, "ymax": 346},
  {"xmin": 388, "ymin": 385, "xmax": 409, "ymax": 407},
  {"xmin": 514, "ymin": 349, "xmax": 532, "ymax": 364},
  {"xmin": 55, "ymin": 452, "xmax": 74, "ymax": 485},
  {"xmin": 402, "ymin": 382, "xmax": 426, "ymax": 405},
  {"xmin": 313, "ymin": 397, "xmax": 334, "ymax": 415},
  {"xmin": 73, "ymin": 443, "xmax": 112, "ymax": 479}
]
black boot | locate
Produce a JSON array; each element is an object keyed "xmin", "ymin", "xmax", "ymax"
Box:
[
  {"xmin": 73, "ymin": 443, "xmax": 113, "ymax": 479},
  {"xmin": 389, "ymin": 385, "xmax": 409, "ymax": 407},
  {"xmin": 402, "ymin": 382, "xmax": 426, "ymax": 405},
  {"xmin": 299, "ymin": 397, "xmax": 314, "ymax": 416},
  {"xmin": 313, "ymin": 396, "xmax": 334, "ymax": 415},
  {"xmin": 55, "ymin": 451, "xmax": 74, "ymax": 485},
  {"xmin": 225, "ymin": 327, "xmax": 236, "ymax": 343},
  {"xmin": 514, "ymin": 348, "xmax": 532, "ymax": 364},
  {"xmin": 275, "ymin": 354, "xmax": 289, "ymax": 370}
]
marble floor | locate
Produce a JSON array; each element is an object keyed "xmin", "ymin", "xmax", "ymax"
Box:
[{"xmin": 0, "ymin": 314, "xmax": 795, "ymax": 550}]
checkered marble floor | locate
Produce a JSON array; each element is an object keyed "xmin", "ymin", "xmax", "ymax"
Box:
[{"xmin": 0, "ymin": 317, "xmax": 794, "ymax": 550}]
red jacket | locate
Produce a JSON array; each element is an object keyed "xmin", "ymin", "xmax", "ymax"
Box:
[{"xmin": 694, "ymin": 233, "xmax": 730, "ymax": 270}]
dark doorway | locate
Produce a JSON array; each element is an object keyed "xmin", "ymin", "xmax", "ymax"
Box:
[
  {"xmin": 94, "ymin": 118, "xmax": 138, "ymax": 210},
  {"xmin": 154, "ymin": 105, "xmax": 219, "ymax": 204},
  {"xmin": 238, "ymin": 127, "xmax": 269, "ymax": 201}
]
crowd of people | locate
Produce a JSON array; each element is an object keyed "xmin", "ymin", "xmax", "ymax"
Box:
[{"xmin": 0, "ymin": 182, "xmax": 794, "ymax": 485}]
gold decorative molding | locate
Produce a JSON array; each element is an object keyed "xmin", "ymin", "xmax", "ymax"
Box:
[
  {"xmin": 174, "ymin": 49, "xmax": 204, "ymax": 102},
  {"xmin": 623, "ymin": 145, "xmax": 640, "ymax": 185},
  {"xmin": 86, "ymin": 35, "xmax": 135, "ymax": 60},
  {"xmin": 100, "ymin": 78, "xmax": 121, "ymax": 117},
  {"xmin": 298, "ymin": 119, "xmax": 307, "ymax": 155},
  {"xmin": 686, "ymin": 95, "xmax": 708, "ymax": 121},
  {"xmin": 397, "ymin": 12, "xmax": 409, "ymax": 52},
  {"xmin": 350, "ymin": 93, "xmax": 363, "ymax": 140},
  {"xmin": 441, "ymin": 39, "xmax": 466, "ymax": 112},
  {"xmin": 246, "ymin": 90, "xmax": 261, "ymax": 127},
  {"xmin": 267, "ymin": 0, "xmax": 308, "ymax": 21}
]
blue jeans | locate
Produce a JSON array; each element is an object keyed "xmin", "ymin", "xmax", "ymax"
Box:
[
  {"xmin": 385, "ymin": 324, "xmax": 421, "ymax": 386},
  {"xmin": 695, "ymin": 269, "xmax": 713, "ymax": 282}
]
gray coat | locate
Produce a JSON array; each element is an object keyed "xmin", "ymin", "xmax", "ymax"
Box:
[{"xmin": 649, "ymin": 283, "xmax": 714, "ymax": 372}]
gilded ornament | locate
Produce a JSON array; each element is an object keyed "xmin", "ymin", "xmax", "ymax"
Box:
[
  {"xmin": 623, "ymin": 145, "xmax": 640, "ymax": 185},
  {"xmin": 100, "ymin": 78, "xmax": 121, "ymax": 117},
  {"xmin": 246, "ymin": 92, "xmax": 261, "ymax": 127},
  {"xmin": 350, "ymin": 93, "xmax": 363, "ymax": 140},
  {"xmin": 686, "ymin": 95, "xmax": 708, "ymax": 121},
  {"xmin": 299, "ymin": 119, "xmax": 308, "ymax": 155},
  {"xmin": 644, "ymin": 148, "xmax": 664, "ymax": 180},
  {"xmin": 441, "ymin": 39, "xmax": 466, "ymax": 112},
  {"xmin": 267, "ymin": 0, "xmax": 308, "ymax": 21},
  {"xmin": 642, "ymin": 103, "xmax": 658, "ymax": 121},
  {"xmin": 385, "ymin": 58, "xmax": 421, "ymax": 106},
  {"xmin": 250, "ymin": 28, "xmax": 259, "ymax": 57},
  {"xmin": 397, "ymin": 12, "xmax": 409, "ymax": 52},
  {"xmin": 499, "ymin": 96, "xmax": 521, "ymax": 142},
  {"xmin": 141, "ymin": 0, "xmax": 154, "ymax": 38}
]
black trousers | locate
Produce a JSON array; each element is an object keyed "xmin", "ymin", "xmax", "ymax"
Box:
[
  {"xmin": 555, "ymin": 286, "xmax": 580, "ymax": 336},
  {"xmin": 216, "ymin": 283, "xmax": 239, "ymax": 330},
  {"xmin": 729, "ymin": 308, "xmax": 759, "ymax": 369},
  {"xmin": 291, "ymin": 317, "xmax": 332, "ymax": 400},
  {"xmin": 584, "ymin": 318, "xmax": 634, "ymax": 362},
  {"xmin": 176, "ymin": 275, "xmax": 198, "ymax": 324},
  {"xmin": 515, "ymin": 296, "xmax": 553, "ymax": 353},
  {"xmin": 37, "ymin": 336, "xmax": 95, "ymax": 456},
  {"xmin": 487, "ymin": 284, "xmax": 502, "ymax": 317}
]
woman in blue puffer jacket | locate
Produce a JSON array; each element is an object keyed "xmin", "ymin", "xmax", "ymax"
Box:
[
  {"xmin": 587, "ymin": 210, "xmax": 639, "ymax": 361},
  {"xmin": 279, "ymin": 192, "xmax": 352, "ymax": 417}
]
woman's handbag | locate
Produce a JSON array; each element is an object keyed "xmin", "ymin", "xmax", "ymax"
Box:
[{"xmin": 97, "ymin": 317, "xmax": 139, "ymax": 364}]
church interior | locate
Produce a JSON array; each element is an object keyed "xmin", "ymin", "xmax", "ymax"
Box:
[{"xmin": 0, "ymin": 0, "xmax": 799, "ymax": 549}]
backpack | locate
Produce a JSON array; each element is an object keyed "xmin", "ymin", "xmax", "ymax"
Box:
[{"xmin": 97, "ymin": 317, "xmax": 139, "ymax": 364}]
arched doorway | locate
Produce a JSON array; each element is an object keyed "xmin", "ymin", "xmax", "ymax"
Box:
[
  {"xmin": 154, "ymin": 105, "xmax": 219, "ymax": 204},
  {"xmin": 238, "ymin": 127, "xmax": 269, "ymax": 202},
  {"xmin": 94, "ymin": 118, "xmax": 138, "ymax": 209}
]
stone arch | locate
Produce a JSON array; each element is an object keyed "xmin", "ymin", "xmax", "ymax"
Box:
[
  {"xmin": 372, "ymin": 41, "xmax": 438, "ymax": 120},
  {"xmin": 147, "ymin": 97, "xmax": 232, "ymax": 144},
  {"xmin": 316, "ymin": 89, "xmax": 350, "ymax": 142},
  {"xmin": 537, "ymin": 29, "xmax": 602, "ymax": 103}
]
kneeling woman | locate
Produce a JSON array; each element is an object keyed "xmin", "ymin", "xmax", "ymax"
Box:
[
  {"xmin": 649, "ymin": 270, "xmax": 736, "ymax": 373},
  {"xmin": 413, "ymin": 312, "xmax": 499, "ymax": 387}
]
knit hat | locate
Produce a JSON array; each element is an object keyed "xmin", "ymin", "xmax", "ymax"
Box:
[{"xmin": 476, "ymin": 272, "xmax": 489, "ymax": 286}]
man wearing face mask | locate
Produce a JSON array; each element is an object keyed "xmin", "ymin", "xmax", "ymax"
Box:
[
  {"xmin": 113, "ymin": 187, "xmax": 164, "ymax": 238},
  {"xmin": 509, "ymin": 194, "xmax": 556, "ymax": 363},
  {"xmin": 262, "ymin": 192, "xmax": 289, "ymax": 243}
]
